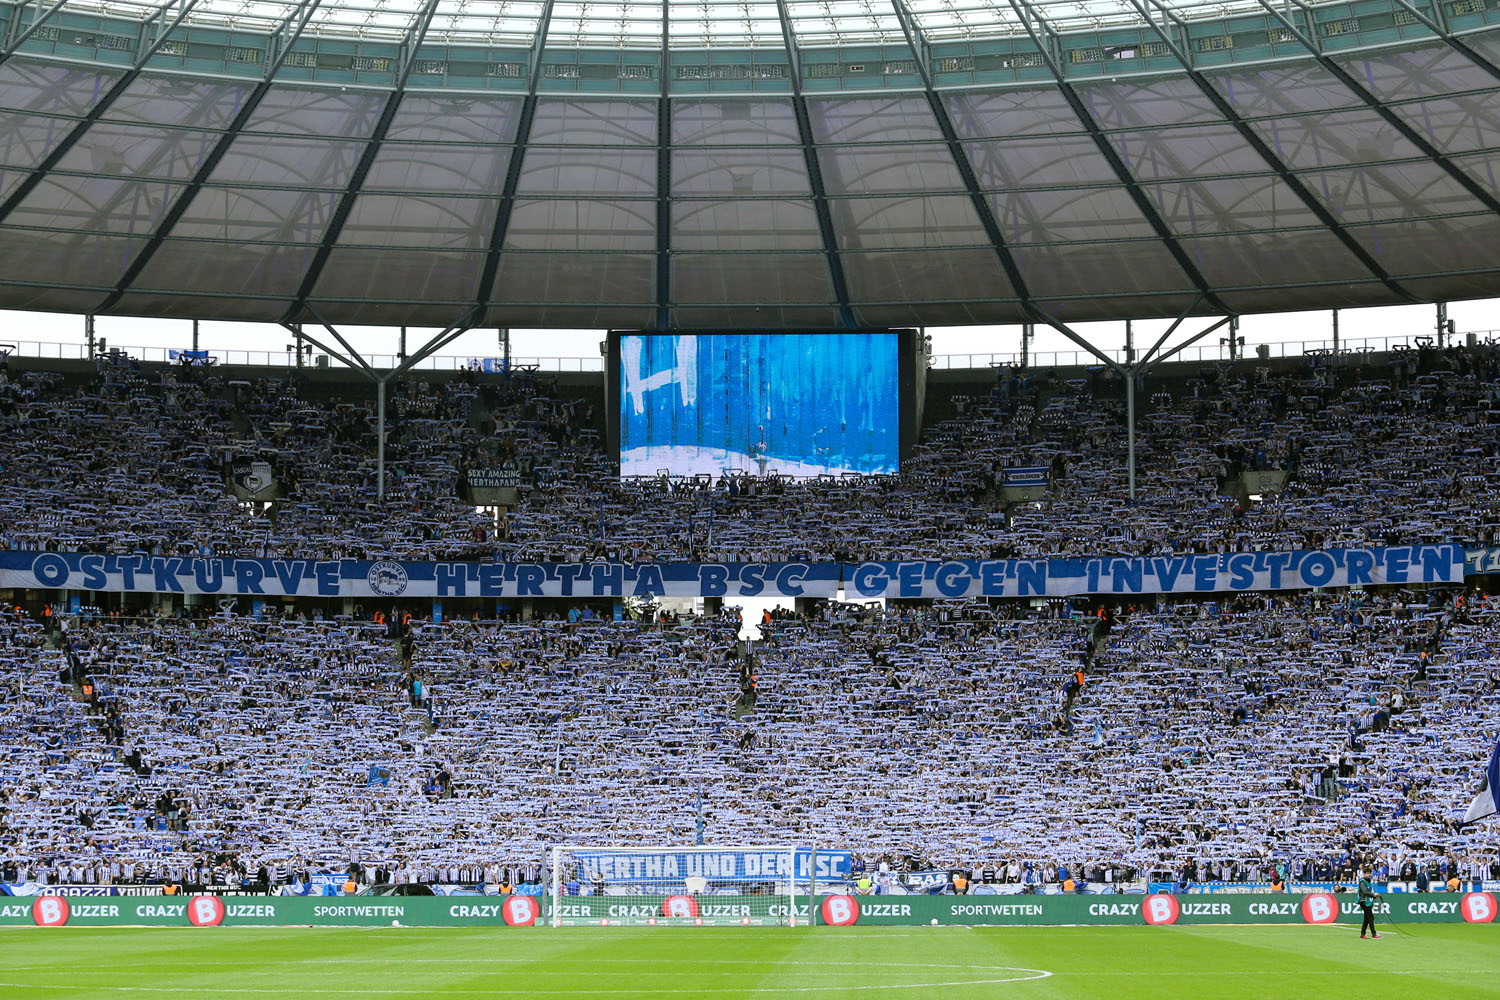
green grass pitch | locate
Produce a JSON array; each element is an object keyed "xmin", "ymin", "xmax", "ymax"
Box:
[{"xmin": 2, "ymin": 923, "xmax": 1497, "ymax": 998}]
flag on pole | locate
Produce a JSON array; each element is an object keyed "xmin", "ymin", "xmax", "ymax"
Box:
[{"xmin": 1462, "ymin": 736, "xmax": 1500, "ymax": 824}]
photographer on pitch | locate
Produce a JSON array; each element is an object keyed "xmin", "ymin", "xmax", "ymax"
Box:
[{"xmin": 1357, "ymin": 869, "xmax": 1381, "ymax": 939}]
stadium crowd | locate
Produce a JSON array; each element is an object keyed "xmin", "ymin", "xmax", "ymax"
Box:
[
  {"xmin": 1, "ymin": 586, "xmax": 1497, "ymax": 890},
  {"xmin": 0, "ymin": 339, "xmax": 1496, "ymax": 892},
  {"xmin": 0, "ymin": 341, "xmax": 1496, "ymax": 562}
]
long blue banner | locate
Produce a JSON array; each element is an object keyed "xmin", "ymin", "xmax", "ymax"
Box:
[
  {"xmin": 843, "ymin": 546, "xmax": 1464, "ymax": 599},
  {"xmin": 570, "ymin": 849, "xmax": 852, "ymax": 884},
  {"xmin": 0, "ymin": 554, "xmax": 841, "ymax": 599},
  {"xmin": 0, "ymin": 546, "xmax": 1465, "ymax": 600}
]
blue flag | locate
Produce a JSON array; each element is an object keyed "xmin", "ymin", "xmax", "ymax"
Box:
[{"xmin": 1462, "ymin": 736, "xmax": 1500, "ymax": 824}]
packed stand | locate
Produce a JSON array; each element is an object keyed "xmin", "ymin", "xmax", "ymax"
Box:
[
  {"xmin": 0, "ymin": 360, "xmax": 593, "ymax": 560},
  {"xmin": 1, "ymin": 588, "xmax": 1497, "ymax": 887},
  {"xmin": 0, "ymin": 342, "xmax": 1497, "ymax": 563}
]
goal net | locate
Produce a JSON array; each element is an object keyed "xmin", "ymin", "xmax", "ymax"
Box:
[{"xmin": 548, "ymin": 845, "xmax": 807, "ymax": 927}]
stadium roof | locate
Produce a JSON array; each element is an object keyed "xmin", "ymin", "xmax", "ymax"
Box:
[
  {"xmin": 0, "ymin": 0, "xmax": 1498, "ymax": 330},
  {"xmin": 8, "ymin": 0, "xmax": 1352, "ymax": 47}
]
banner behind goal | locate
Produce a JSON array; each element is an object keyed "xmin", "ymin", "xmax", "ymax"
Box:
[{"xmin": 549, "ymin": 845, "xmax": 809, "ymax": 926}]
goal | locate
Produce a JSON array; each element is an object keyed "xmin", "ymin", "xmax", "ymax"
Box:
[{"xmin": 548, "ymin": 844, "xmax": 809, "ymax": 927}]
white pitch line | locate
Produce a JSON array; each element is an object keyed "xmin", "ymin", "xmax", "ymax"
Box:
[
  {"xmin": 0, "ymin": 960, "xmax": 1041, "ymax": 973},
  {"xmin": 0, "ymin": 972, "xmax": 1054, "ymax": 996},
  {"xmin": 1044, "ymin": 970, "xmax": 1459, "ymax": 977}
]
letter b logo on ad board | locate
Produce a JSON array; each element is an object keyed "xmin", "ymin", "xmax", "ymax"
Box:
[
  {"xmin": 820, "ymin": 895, "xmax": 859, "ymax": 926},
  {"xmin": 503, "ymin": 895, "xmax": 539, "ymax": 926},
  {"xmin": 1142, "ymin": 894, "xmax": 1179, "ymax": 925},
  {"xmin": 1461, "ymin": 892, "xmax": 1497, "ymax": 923},
  {"xmin": 188, "ymin": 895, "xmax": 226, "ymax": 927},
  {"xmin": 1301, "ymin": 893, "xmax": 1338, "ymax": 924},
  {"xmin": 32, "ymin": 896, "xmax": 70, "ymax": 927},
  {"xmin": 661, "ymin": 895, "xmax": 700, "ymax": 919}
]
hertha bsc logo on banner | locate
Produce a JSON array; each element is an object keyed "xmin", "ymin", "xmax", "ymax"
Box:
[
  {"xmin": 228, "ymin": 459, "xmax": 279, "ymax": 501},
  {"xmin": 367, "ymin": 561, "xmax": 408, "ymax": 597}
]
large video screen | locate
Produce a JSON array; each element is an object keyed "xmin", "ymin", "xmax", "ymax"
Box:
[{"xmin": 618, "ymin": 333, "xmax": 900, "ymax": 477}]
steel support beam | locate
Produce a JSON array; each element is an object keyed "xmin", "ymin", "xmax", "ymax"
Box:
[
  {"xmin": 1028, "ymin": 305, "xmax": 1127, "ymax": 376},
  {"xmin": 474, "ymin": 0, "xmax": 555, "ymax": 326},
  {"xmin": 390, "ymin": 312, "xmax": 476, "ymax": 376},
  {"xmin": 1129, "ymin": 0, "xmax": 1419, "ymax": 305},
  {"xmin": 261, "ymin": 0, "xmax": 323, "ymax": 83},
  {"xmin": 136, "ymin": 0, "xmax": 200, "ymax": 69},
  {"xmin": 1004, "ymin": 0, "xmax": 1236, "ymax": 319},
  {"xmin": 776, "ymin": 0, "xmax": 857, "ymax": 329},
  {"xmin": 302, "ymin": 302, "xmax": 379, "ymax": 377},
  {"xmin": 0, "ymin": 0, "xmax": 210, "ymax": 226},
  {"xmin": 94, "ymin": 0, "xmax": 326, "ymax": 315},
  {"xmin": 1028, "ymin": 303, "xmax": 1207, "ymax": 503},
  {"xmin": 277, "ymin": 320, "xmax": 364, "ymax": 372},
  {"xmin": 1137, "ymin": 292, "xmax": 1204, "ymax": 367},
  {"xmin": 1147, "ymin": 314, "xmax": 1234, "ymax": 368},
  {"xmin": 1, "ymin": 0, "xmax": 69, "ymax": 62},
  {"xmin": 75, "ymin": 82, "xmax": 261, "ymax": 240},
  {"xmin": 1252, "ymin": 0, "xmax": 1500, "ymax": 221},
  {"xmin": 281, "ymin": 308, "xmax": 476, "ymax": 378},
  {"xmin": 655, "ymin": 3, "xmax": 671, "ymax": 331},
  {"xmin": 376, "ymin": 379, "xmax": 386, "ymax": 500},
  {"xmin": 1386, "ymin": 0, "xmax": 1500, "ymax": 86},
  {"xmin": 280, "ymin": 0, "xmax": 443, "ymax": 326},
  {"xmin": 275, "ymin": 310, "xmax": 473, "ymax": 500},
  {"xmin": 889, "ymin": 0, "xmax": 1031, "ymax": 311},
  {"xmin": 1126, "ymin": 369, "xmax": 1137, "ymax": 500},
  {"xmin": 1032, "ymin": 300, "xmax": 1234, "ymax": 500}
]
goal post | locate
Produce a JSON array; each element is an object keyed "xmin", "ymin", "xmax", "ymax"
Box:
[{"xmin": 547, "ymin": 845, "xmax": 813, "ymax": 927}]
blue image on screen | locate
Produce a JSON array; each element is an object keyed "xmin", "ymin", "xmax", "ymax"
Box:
[{"xmin": 619, "ymin": 333, "xmax": 899, "ymax": 477}]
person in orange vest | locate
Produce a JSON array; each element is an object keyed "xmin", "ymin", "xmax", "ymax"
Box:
[
  {"xmin": 1063, "ymin": 671, "xmax": 1086, "ymax": 714},
  {"xmin": 948, "ymin": 872, "xmax": 970, "ymax": 895}
]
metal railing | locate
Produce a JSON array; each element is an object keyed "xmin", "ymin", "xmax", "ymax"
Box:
[
  {"xmin": 927, "ymin": 330, "xmax": 1499, "ymax": 370},
  {"xmin": 2, "ymin": 339, "xmax": 604, "ymax": 373},
  {"xmin": 5, "ymin": 329, "xmax": 1494, "ymax": 374}
]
